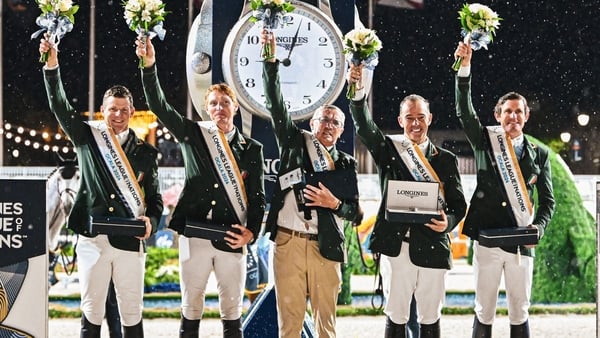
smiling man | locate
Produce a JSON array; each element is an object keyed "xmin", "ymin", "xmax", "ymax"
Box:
[
  {"xmin": 454, "ymin": 41, "xmax": 555, "ymax": 338},
  {"xmin": 40, "ymin": 37, "xmax": 163, "ymax": 337},
  {"xmin": 347, "ymin": 63, "xmax": 467, "ymax": 338}
]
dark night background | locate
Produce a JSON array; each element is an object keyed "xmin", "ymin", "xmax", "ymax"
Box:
[{"xmin": 2, "ymin": 0, "xmax": 599, "ymax": 167}]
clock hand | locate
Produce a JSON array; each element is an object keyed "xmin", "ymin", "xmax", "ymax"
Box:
[{"xmin": 282, "ymin": 19, "xmax": 303, "ymax": 67}]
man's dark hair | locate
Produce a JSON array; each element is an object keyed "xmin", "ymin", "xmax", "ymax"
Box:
[
  {"xmin": 494, "ymin": 92, "xmax": 530, "ymax": 115},
  {"xmin": 103, "ymin": 85, "xmax": 134, "ymax": 106}
]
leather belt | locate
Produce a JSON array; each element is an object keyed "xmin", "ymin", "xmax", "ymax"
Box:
[{"xmin": 278, "ymin": 226, "xmax": 318, "ymax": 241}]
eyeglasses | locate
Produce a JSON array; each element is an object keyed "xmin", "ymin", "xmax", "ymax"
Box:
[{"xmin": 316, "ymin": 117, "xmax": 344, "ymax": 128}]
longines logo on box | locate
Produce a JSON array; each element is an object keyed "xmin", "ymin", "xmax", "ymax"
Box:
[{"xmin": 396, "ymin": 189, "xmax": 429, "ymax": 199}]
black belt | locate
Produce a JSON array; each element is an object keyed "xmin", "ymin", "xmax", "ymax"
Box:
[{"xmin": 278, "ymin": 226, "xmax": 318, "ymax": 241}]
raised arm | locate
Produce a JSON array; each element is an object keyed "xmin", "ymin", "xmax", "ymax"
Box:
[
  {"xmin": 454, "ymin": 41, "xmax": 485, "ymax": 147},
  {"xmin": 346, "ymin": 63, "xmax": 387, "ymax": 162},
  {"xmin": 40, "ymin": 36, "xmax": 86, "ymax": 144},
  {"xmin": 261, "ymin": 30, "xmax": 302, "ymax": 148},
  {"xmin": 137, "ymin": 37, "xmax": 188, "ymax": 139}
]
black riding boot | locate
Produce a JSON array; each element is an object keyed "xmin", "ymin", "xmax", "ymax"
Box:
[
  {"xmin": 179, "ymin": 316, "xmax": 200, "ymax": 338},
  {"xmin": 510, "ymin": 320, "xmax": 530, "ymax": 338},
  {"xmin": 81, "ymin": 315, "xmax": 101, "ymax": 338},
  {"xmin": 222, "ymin": 318, "xmax": 243, "ymax": 338},
  {"xmin": 384, "ymin": 316, "xmax": 407, "ymax": 338},
  {"xmin": 123, "ymin": 319, "xmax": 144, "ymax": 338},
  {"xmin": 420, "ymin": 320, "xmax": 440, "ymax": 338},
  {"xmin": 472, "ymin": 316, "xmax": 492, "ymax": 338}
]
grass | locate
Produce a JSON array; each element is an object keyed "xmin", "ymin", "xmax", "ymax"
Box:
[{"xmin": 48, "ymin": 293, "xmax": 596, "ymax": 319}]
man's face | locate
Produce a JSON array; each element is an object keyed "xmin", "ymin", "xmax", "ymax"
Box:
[
  {"xmin": 101, "ymin": 96, "xmax": 134, "ymax": 134},
  {"xmin": 398, "ymin": 100, "xmax": 432, "ymax": 144},
  {"xmin": 495, "ymin": 99, "xmax": 529, "ymax": 138},
  {"xmin": 310, "ymin": 108, "xmax": 344, "ymax": 148},
  {"xmin": 206, "ymin": 90, "xmax": 238, "ymax": 132}
]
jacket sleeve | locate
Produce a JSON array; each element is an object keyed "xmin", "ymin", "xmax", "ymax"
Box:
[
  {"xmin": 43, "ymin": 66, "xmax": 87, "ymax": 145},
  {"xmin": 263, "ymin": 62, "xmax": 302, "ymax": 147},
  {"xmin": 143, "ymin": 148, "xmax": 164, "ymax": 235},
  {"xmin": 441, "ymin": 153, "xmax": 468, "ymax": 233},
  {"xmin": 245, "ymin": 141, "xmax": 267, "ymax": 243},
  {"xmin": 532, "ymin": 147, "xmax": 555, "ymax": 238},
  {"xmin": 141, "ymin": 65, "xmax": 188, "ymax": 139},
  {"xmin": 455, "ymin": 75, "xmax": 485, "ymax": 148},
  {"xmin": 349, "ymin": 98, "xmax": 388, "ymax": 162}
]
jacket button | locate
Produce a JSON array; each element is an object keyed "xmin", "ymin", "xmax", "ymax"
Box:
[
  {"xmin": 108, "ymin": 207, "xmax": 114, "ymax": 212},
  {"xmin": 213, "ymin": 183, "xmax": 219, "ymax": 189},
  {"xmin": 211, "ymin": 200, "xmax": 216, "ymax": 206},
  {"xmin": 110, "ymin": 194, "xmax": 116, "ymax": 199},
  {"xmin": 501, "ymin": 202, "xmax": 507, "ymax": 207}
]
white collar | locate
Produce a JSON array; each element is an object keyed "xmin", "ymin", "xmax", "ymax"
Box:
[
  {"xmin": 116, "ymin": 129, "xmax": 129, "ymax": 145},
  {"xmin": 512, "ymin": 134, "xmax": 524, "ymax": 148}
]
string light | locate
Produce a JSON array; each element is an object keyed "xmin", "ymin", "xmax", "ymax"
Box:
[{"xmin": 2, "ymin": 116, "xmax": 178, "ymax": 157}]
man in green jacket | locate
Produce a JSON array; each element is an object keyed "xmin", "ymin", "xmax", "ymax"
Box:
[
  {"xmin": 40, "ymin": 39, "xmax": 163, "ymax": 337},
  {"xmin": 262, "ymin": 32, "xmax": 361, "ymax": 338},
  {"xmin": 454, "ymin": 42, "xmax": 555, "ymax": 338},
  {"xmin": 136, "ymin": 38, "xmax": 265, "ymax": 338},
  {"xmin": 347, "ymin": 63, "xmax": 467, "ymax": 338}
]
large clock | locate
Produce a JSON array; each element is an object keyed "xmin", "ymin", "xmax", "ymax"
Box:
[{"xmin": 222, "ymin": 0, "xmax": 347, "ymax": 121}]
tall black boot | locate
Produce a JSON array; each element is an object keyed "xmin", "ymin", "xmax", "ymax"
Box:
[
  {"xmin": 384, "ymin": 316, "xmax": 407, "ymax": 338},
  {"xmin": 123, "ymin": 319, "xmax": 144, "ymax": 338},
  {"xmin": 179, "ymin": 316, "xmax": 200, "ymax": 338},
  {"xmin": 472, "ymin": 316, "xmax": 492, "ymax": 338},
  {"xmin": 420, "ymin": 320, "xmax": 440, "ymax": 338},
  {"xmin": 80, "ymin": 315, "xmax": 101, "ymax": 338},
  {"xmin": 510, "ymin": 320, "xmax": 530, "ymax": 338},
  {"xmin": 222, "ymin": 318, "xmax": 243, "ymax": 338}
]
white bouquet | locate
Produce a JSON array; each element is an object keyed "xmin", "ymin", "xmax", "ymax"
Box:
[
  {"xmin": 123, "ymin": 0, "xmax": 168, "ymax": 68},
  {"xmin": 342, "ymin": 28, "xmax": 382, "ymax": 99},
  {"xmin": 30, "ymin": 0, "xmax": 79, "ymax": 63},
  {"xmin": 452, "ymin": 3, "xmax": 502, "ymax": 71},
  {"xmin": 249, "ymin": 0, "xmax": 295, "ymax": 59}
]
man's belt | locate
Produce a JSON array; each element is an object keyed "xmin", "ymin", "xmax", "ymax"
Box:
[{"xmin": 277, "ymin": 226, "xmax": 318, "ymax": 241}]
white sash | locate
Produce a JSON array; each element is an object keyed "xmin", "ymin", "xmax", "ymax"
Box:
[
  {"xmin": 197, "ymin": 121, "xmax": 248, "ymax": 225},
  {"xmin": 388, "ymin": 134, "xmax": 445, "ymax": 209},
  {"xmin": 302, "ymin": 131, "xmax": 335, "ymax": 172},
  {"xmin": 87, "ymin": 121, "xmax": 145, "ymax": 217},
  {"xmin": 486, "ymin": 126, "xmax": 534, "ymax": 227}
]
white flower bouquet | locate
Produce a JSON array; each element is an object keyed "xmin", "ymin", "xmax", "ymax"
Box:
[
  {"xmin": 123, "ymin": 0, "xmax": 168, "ymax": 68},
  {"xmin": 30, "ymin": 0, "xmax": 79, "ymax": 63},
  {"xmin": 342, "ymin": 28, "xmax": 382, "ymax": 99},
  {"xmin": 451, "ymin": 3, "xmax": 502, "ymax": 71},
  {"xmin": 248, "ymin": 0, "xmax": 295, "ymax": 59}
]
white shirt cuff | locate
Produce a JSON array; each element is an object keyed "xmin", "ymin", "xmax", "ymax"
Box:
[
  {"xmin": 43, "ymin": 64, "xmax": 59, "ymax": 71},
  {"xmin": 457, "ymin": 65, "xmax": 471, "ymax": 77}
]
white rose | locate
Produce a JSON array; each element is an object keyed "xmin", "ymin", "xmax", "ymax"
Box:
[
  {"xmin": 273, "ymin": 0, "xmax": 284, "ymax": 6},
  {"xmin": 58, "ymin": 0, "xmax": 73, "ymax": 12}
]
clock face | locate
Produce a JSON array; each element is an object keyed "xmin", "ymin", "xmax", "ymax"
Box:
[{"xmin": 222, "ymin": 2, "xmax": 346, "ymax": 121}]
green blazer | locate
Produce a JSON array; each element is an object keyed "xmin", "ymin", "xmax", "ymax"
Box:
[
  {"xmin": 349, "ymin": 99, "xmax": 467, "ymax": 269},
  {"xmin": 141, "ymin": 65, "xmax": 266, "ymax": 253},
  {"xmin": 263, "ymin": 62, "xmax": 361, "ymax": 263},
  {"xmin": 44, "ymin": 67, "xmax": 163, "ymax": 252},
  {"xmin": 455, "ymin": 75, "xmax": 555, "ymax": 255}
]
